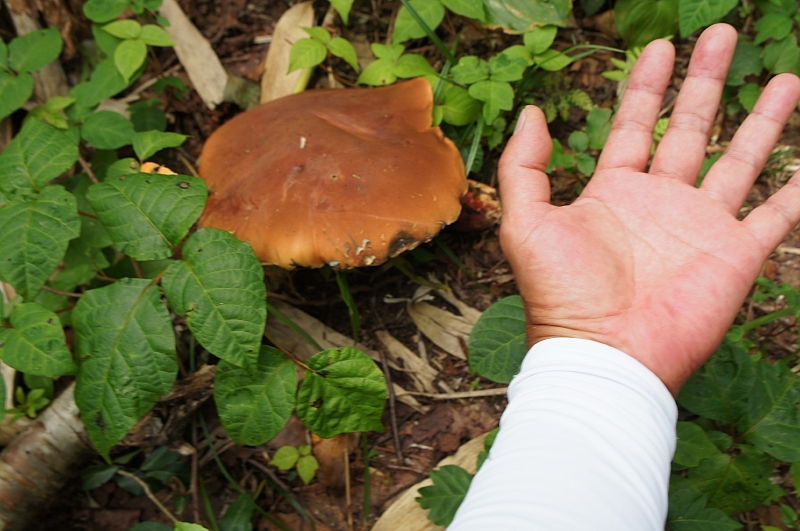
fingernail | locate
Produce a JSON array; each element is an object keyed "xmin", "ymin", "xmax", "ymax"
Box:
[{"xmin": 514, "ymin": 107, "xmax": 528, "ymax": 135}]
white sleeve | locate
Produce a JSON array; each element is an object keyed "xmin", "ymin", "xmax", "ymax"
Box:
[{"xmin": 448, "ymin": 338, "xmax": 678, "ymax": 531}]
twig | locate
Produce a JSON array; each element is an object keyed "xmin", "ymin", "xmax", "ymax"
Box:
[
  {"xmin": 131, "ymin": 258, "xmax": 144, "ymax": 279},
  {"xmin": 78, "ymin": 210, "xmax": 99, "ymax": 220},
  {"xmin": 41, "ymin": 285, "xmax": 81, "ymax": 298},
  {"xmin": 406, "ymin": 388, "xmax": 509, "ymax": 400},
  {"xmin": 378, "ymin": 349, "xmax": 403, "ymax": 464},
  {"xmin": 344, "ymin": 445, "xmax": 353, "ymax": 531},
  {"xmin": 78, "ymin": 157, "xmax": 99, "ymax": 184},
  {"xmin": 248, "ymin": 456, "xmax": 292, "ymax": 493},
  {"xmin": 777, "ymin": 245, "xmax": 800, "ymax": 255},
  {"xmin": 116, "ymin": 470, "xmax": 178, "ymax": 524}
]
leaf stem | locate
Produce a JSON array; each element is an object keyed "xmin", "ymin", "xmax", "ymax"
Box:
[
  {"xmin": 78, "ymin": 210, "xmax": 99, "ymax": 220},
  {"xmin": 116, "ymin": 469, "xmax": 178, "ymax": 523},
  {"xmin": 398, "ymin": 0, "xmax": 457, "ymax": 64},
  {"xmin": 266, "ymin": 301, "xmax": 323, "ymax": 351},
  {"xmin": 465, "ymin": 114, "xmax": 484, "ymax": 175},
  {"xmin": 41, "ymin": 285, "xmax": 82, "ymax": 298},
  {"xmin": 78, "ymin": 157, "xmax": 99, "ymax": 184},
  {"xmin": 740, "ymin": 307, "xmax": 796, "ymax": 333}
]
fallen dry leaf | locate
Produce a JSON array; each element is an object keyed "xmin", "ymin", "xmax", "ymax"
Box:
[{"xmin": 260, "ymin": 1, "xmax": 314, "ymax": 103}]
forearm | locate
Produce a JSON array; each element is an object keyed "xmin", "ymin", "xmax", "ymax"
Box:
[{"xmin": 449, "ymin": 338, "xmax": 677, "ymax": 530}]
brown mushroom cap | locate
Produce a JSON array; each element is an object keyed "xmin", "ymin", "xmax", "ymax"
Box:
[{"xmin": 197, "ymin": 77, "xmax": 466, "ymax": 269}]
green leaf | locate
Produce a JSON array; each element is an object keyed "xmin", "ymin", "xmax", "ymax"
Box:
[
  {"xmin": 763, "ymin": 35, "xmax": 800, "ymax": 74},
  {"xmin": 0, "ymin": 187, "xmax": 80, "ymax": 300},
  {"xmin": 220, "ymin": 492, "xmax": 256, "ymax": 531},
  {"xmin": 488, "ymin": 54, "xmax": 527, "ymax": 82},
  {"xmin": 533, "ymin": 49, "xmax": 572, "ymax": 71},
  {"xmin": 128, "ymin": 98, "xmax": 168, "ymax": 132},
  {"xmin": 330, "ymin": 0, "xmax": 354, "ymax": 24},
  {"xmin": 416, "ymin": 465, "xmax": 472, "ymax": 527},
  {"xmin": 0, "ymin": 302, "xmax": 76, "ymax": 376},
  {"xmin": 175, "ymin": 523, "xmax": 211, "ymax": 531},
  {"xmin": 296, "ymin": 455, "xmax": 319, "ymax": 485},
  {"xmin": 372, "ymin": 43, "xmax": 405, "ymax": 61},
  {"xmin": 0, "ymin": 38, "xmax": 7, "ymax": 68},
  {"xmin": 499, "ymin": 45, "xmax": 533, "ymax": 66},
  {"xmin": 114, "ymin": 38, "xmax": 147, "ymax": 83},
  {"xmin": 103, "ymin": 20, "xmax": 142, "ymax": 40},
  {"xmin": 357, "ymin": 58, "xmax": 397, "ymax": 86},
  {"xmin": 270, "ymin": 446, "xmax": 299, "ymax": 470},
  {"xmin": 161, "ymin": 229, "xmax": 266, "ymax": 370},
  {"xmin": 754, "ymin": 12, "xmax": 793, "ymax": 45},
  {"xmin": 83, "ymin": 0, "xmax": 129, "ymax": 23},
  {"xmin": 82, "ymin": 111, "xmax": 136, "ymax": 150},
  {"xmin": 524, "ymin": 25, "xmax": 558, "ymax": 55},
  {"xmin": 303, "ymin": 26, "xmax": 332, "ymax": 44},
  {"xmin": 0, "ymin": 71, "xmax": 34, "ymax": 122},
  {"xmin": 687, "ymin": 444, "xmax": 774, "ymax": 514},
  {"xmin": 132, "ymin": 130, "xmax": 187, "ymax": 161},
  {"xmin": 586, "ymin": 106, "xmax": 612, "ymax": 150},
  {"xmin": 8, "ymin": 28, "xmax": 63, "ymax": 73},
  {"xmin": 215, "ymin": 346, "xmax": 296, "ymax": 445},
  {"xmin": 468, "ymin": 80, "xmax": 514, "ymax": 124},
  {"xmin": 468, "ymin": 296, "xmax": 526, "ymax": 383},
  {"xmin": 93, "ymin": 24, "xmax": 123, "ymax": 56},
  {"xmin": 81, "ymin": 464, "xmax": 119, "ymax": 490},
  {"xmin": 139, "ymin": 25, "xmax": 174, "ymax": 46},
  {"xmin": 738, "ymin": 83, "xmax": 762, "ymax": 113},
  {"xmin": 678, "ymin": 340, "xmax": 754, "ymax": 424},
  {"xmin": 451, "ymin": 56, "xmax": 490, "ymax": 84},
  {"xmin": 568, "ymin": 130, "xmax": 589, "ymax": 152},
  {"xmin": 393, "ymin": 0, "xmax": 446, "ymax": 43},
  {"xmin": 296, "ymin": 347, "xmax": 387, "ymax": 438},
  {"xmin": 288, "ymin": 38, "xmax": 327, "ymax": 73},
  {"xmin": 726, "ymin": 38, "xmax": 763, "ymax": 86},
  {"xmin": 679, "ymin": 0, "xmax": 738, "ymax": 37},
  {"xmin": 73, "ymin": 278, "xmax": 177, "ymax": 460},
  {"xmin": 441, "ymin": 0, "xmax": 485, "ymax": 20},
  {"xmin": 327, "ymin": 37, "xmax": 359, "ymax": 72},
  {"xmin": 667, "ymin": 490, "xmax": 743, "ymax": 531},
  {"xmin": 394, "ymin": 54, "xmax": 436, "ymax": 77},
  {"xmin": 616, "ymin": 0, "xmax": 679, "ymax": 46},
  {"xmin": 70, "ymin": 59, "xmax": 129, "ymax": 108},
  {"xmin": 87, "ymin": 172, "xmax": 206, "ymax": 260},
  {"xmin": 482, "ymin": 0, "xmax": 571, "ymax": 33},
  {"xmin": 0, "ymin": 117, "xmax": 78, "ymax": 197},
  {"xmin": 737, "ymin": 358, "xmax": 800, "ymax": 462},
  {"xmin": 439, "ymin": 84, "xmax": 481, "ymax": 126},
  {"xmin": 673, "ymin": 422, "xmax": 720, "ymax": 470}
]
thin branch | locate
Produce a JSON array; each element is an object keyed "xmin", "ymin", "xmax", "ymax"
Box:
[
  {"xmin": 406, "ymin": 388, "xmax": 509, "ymax": 399},
  {"xmin": 78, "ymin": 210, "xmax": 99, "ymax": 220},
  {"xmin": 248, "ymin": 456, "xmax": 292, "ymax": 493},
  {"xmin": 78, "ymin": 157, "xmax": 99, "ymax": 184},
  {"xmin": 378, "ymin": 348, "xmax": 403, "ymax": 464},
  {"xmin": 41, "ymin": 285, "xmax": 82, "ymax": 298},
  {"xmin": 116, "ymin": 470, "xmax": 178, "ymax": 524}
]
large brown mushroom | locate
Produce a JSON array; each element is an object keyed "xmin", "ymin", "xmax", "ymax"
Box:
[{"xmin": 197, "ymin": 77, "xmax": 466, "ymax": 269}]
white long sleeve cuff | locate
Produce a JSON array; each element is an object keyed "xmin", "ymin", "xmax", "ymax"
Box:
[{"xmin": 449, "ymin": 338, "xmax": 678, "ymax": 531}]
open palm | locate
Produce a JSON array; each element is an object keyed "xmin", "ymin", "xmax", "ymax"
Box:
[{"xmin": 499, "ymin": 25, "xmax": 800, "ymax": 395}]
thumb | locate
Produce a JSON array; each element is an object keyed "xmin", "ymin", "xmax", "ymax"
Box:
[{"xmin": 498, "ymin": 106, "xmax": 554, "ymax": 223}]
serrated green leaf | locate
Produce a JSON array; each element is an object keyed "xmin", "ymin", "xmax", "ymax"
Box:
[
  {"xmin": 524, "ymin": 25, "xmax": 558, "ymax": 55},
  {"xmin": 440, "ymin": 84, "xmax": 480, "ymax": 126},
  {"xmin": 468, "ymin": 80, "xmax": 514, "ymax": 125},
  {"xmin": 327, "ymin": 38, "xmax": 359, "ymax": 72},
  {"xmin": 86, "ymin": 172, "xmax": 206, "ymax": 260},
  {"xmin": 0, "ymin": 118, "xmax": 78, "ymax": 196},
  {"xmin": 441, "ymin": 0, "xmax": 485, "ymax": 20},
  {"xmin": 754, "ymin": 12, "xmax": 793, "ymax": 45},
  {"xmin": 161, "ymin": 228, "xmax": 266, "ymax": 370},
  {"xmin": 0, "ymin": 302, "xmax": 76, "ymax": 377},
  {"xmin": 738, "ymin": 83, "xmax": 762, "ymax": 113},
  {"xmin": 533, "ymin": 49, "xmax": 572, "ymax": 71},
  {"xmin": 468, "ymin": 295, "xmax": 526, "ymax": 384},
  {"xmin": 330, "ymin": 0, "xmax": 354, "ymax": 24},
  {"xmin": 80, "ymin": 464, "xmax": 119, "ymax": 490},
  {"xmin": 738, "ymin": 358, "xmax": 800, "ymax": 462},
  {"xmin": 115, "ymin": 38, "xmax": 147, "ymax": 83},
  {"xmin": 103, "ymin": 20, "xmax": 142, "ymax": 40},
  {"xmin": 288, "ymin": 38, "xmax": 327, "ymax": 73},
  {"xmin": 357, "ymin": 58, "xmax": 397, "ymax": 86},
  {"xmin": 726, "ymin": 38, "xmax": 763, "ymax": 86},
  {"xmin": 451, "ymin": 56, "xmax": 490, "ymax": 84},
  {"xmin": 271, "ymin": 446, "xmax": 299, "ymax": 470},
  {"xmin": 83, "ymin": 0, "xmax": 129, "ymax": 22},
  {"xmin": 616, "ymin": 0, "xmax": 679, "ymax": 46},
  {"xmin": 139, "ymin": 25, "xmax": 174, "ymax": 46},
  {"xmin": 568, "ymin": 130, "xmax": 589, "ymax": 152},
  {"xmin": 576, "ymin": 153, "xmax": 596, "ymax": 175},
  {"xmin": 132, "ymin": 130, "xmax": 187, "ymax": 161},
  {"xmin": 371, "ymin": 42, "xmax": 405, "ymax": 61},
  {"xmin": 483, "ymin": 0, "xmax": 570, "ymax": 33},
  {"xmin": 586, "ymin": 106, "xmax": 612, "ymax": 149},
  {"xmin": 667, "ymin": 490, "xmax": 743, "ymax": 531},
  {"xmin": 393, "ymin": 0, "xmax": 446, "ymax": 43},
  {"xmin": 678, "ymin": 340, "xmax": 754, "ymax": 424},
  {"xmin": 296, "ymin": 347, "xmax": 386, "ymax": 438},
  {"xmin": 687, "ymin": 444, "xmax": 774, "ymax": 514},
  {"xmin": 416, "ymin": 465, "xmax": 472, "ymax": 527},
  {"xmin": 0, "ymin": 187, "xmax": 80, "ymax": 300},
  {"xmin": 303, "ymin": 26, "xmax": 331, "ymax": 44},
  {"xmin": 73, "ymin": 278, "xmax": 177, "ymax": 460},
  {"xmin": 679, "ymin": 0, "xmax": 739, "ymax": 37},
  {"xmin": 296, "ymin": 455, "xmax": 319, "ymax": 485},
  {"xmin": 82, "ymin": 111, "xmax": 136, "ymax": 150},
  {"xmin": 0, "ymin": 71, "xmax": 34, "ymax": 122},
  {"xmin": 215, "ymin": 346, "xmax": 296, "ymax": 445},
  {"xmin": 673, "ymin": 422, "xmax": 721, "ymax": 470},
  {"xmin": 220, "ymin": 492, "xmax": 256, "ymax": 531},
  {"xmin": 8, "ymin": 28, "xmax": 63, "ymax": 73},
  {"xmin": 763, "ymin": 35, "xmax": 800, "ymax": 74}
]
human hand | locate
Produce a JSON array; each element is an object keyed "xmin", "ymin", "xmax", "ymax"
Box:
[{"xmin": 499, "ymin": 24, "xmax": 800, "ymax": 396}]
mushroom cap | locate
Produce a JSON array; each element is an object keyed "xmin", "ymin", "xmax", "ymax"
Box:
[{"xmin": 197, "ymin": 77, "xmax": 466, "ymax": 269}]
